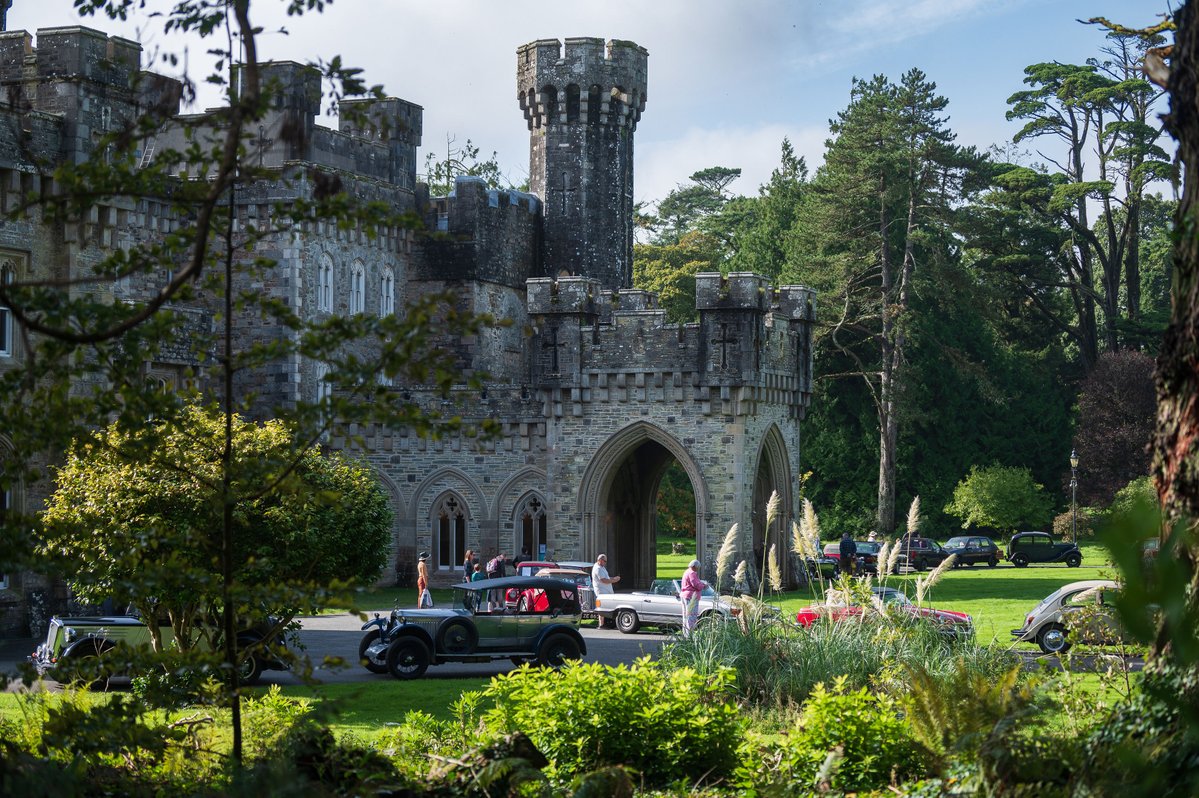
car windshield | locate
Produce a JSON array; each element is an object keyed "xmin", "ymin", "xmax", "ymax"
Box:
[
  {"xmin": 856, "ymin": 542, "xmax": 880, "ymax": 554},
  {"xmin": 877, "ymin": 590, "xmax": 912, "ymax": 607}
]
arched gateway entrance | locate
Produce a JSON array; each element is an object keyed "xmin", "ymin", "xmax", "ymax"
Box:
[{"xmin": 577, "ymin": 422, "xmax": 708, "ymax": 589}]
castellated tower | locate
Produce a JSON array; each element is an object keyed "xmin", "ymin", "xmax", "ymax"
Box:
[{"xmin": 517, "ymin": 37, "xmax": 647, "ymax": 291}]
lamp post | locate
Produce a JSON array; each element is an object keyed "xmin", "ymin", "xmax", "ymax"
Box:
[{"xmin": 1069, "ymin": 449, "xmax": 1079, "ymax": 543}]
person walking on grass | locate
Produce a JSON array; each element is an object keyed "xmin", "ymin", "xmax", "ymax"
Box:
[{"xmin": 680, "ymin": 559, "xmax": 708, "ymax": 636}]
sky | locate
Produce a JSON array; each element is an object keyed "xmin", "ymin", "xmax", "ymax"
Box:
[{"xmin": 7, "ymin": 0, "xmax": 1173, "ymax": 207}]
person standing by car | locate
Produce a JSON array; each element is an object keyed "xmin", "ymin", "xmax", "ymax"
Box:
[
  {"xmin": 592, "ymin": 553, "xmax": 621, "ymax": 628},
  {"xmin": 470, "ymin": 562, "xmax": 487, "ymax": 582},
  {"xmin": 417, "ymin": 552, "xmax": 433, "ymax": 608},
  {"xmin": 839, "ymin": 533, "xmax": 857, "ymax": 576},
  {"xmin": 462, "ymin": 549, "xmax": 475, "ymax": 582},
  {"xmin": 680, "ymin": 559, "xmax": 708, "ymax": 636}
]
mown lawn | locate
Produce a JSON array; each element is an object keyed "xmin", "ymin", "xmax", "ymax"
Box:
[{"xmin": 654, "ymin": 537, "xmax": 1116, "ymax": 647}]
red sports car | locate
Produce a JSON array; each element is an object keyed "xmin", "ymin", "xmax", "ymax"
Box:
[{"xmin": 795, "ymin": 586, "xmax": 973, "ymax": 639}]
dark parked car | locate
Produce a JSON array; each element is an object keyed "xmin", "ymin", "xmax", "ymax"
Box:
[
  {"xmin": 359, "ymin": 575, "xmax": 586, "ymax": 679},
  {"xmin": 943, "ymin": 535, "xmax": 1001, "ymax": 568},
  {"xmin": 897, "ymin": 536, "xmax": 950, "ymax": 571},
  {"xmin": 823, "ymin": 541, "xmax": 882, "ymax": 574},
  {"xmin": 1007, "ymin": 531, "xmax": 1082, "ymax": 568}
]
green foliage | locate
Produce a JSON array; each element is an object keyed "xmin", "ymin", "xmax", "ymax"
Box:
[
  {"xmin": 1108, "ymin": 475, "xmax": 1156, "ymax": 519},
  {"xmin": 242, "ymin": 686, "xmax": 315, "ymax": 762},
  {"xmin": 1079, "ymin": 662, "xmax": 1199, "ymax": 797},
  {"xmin": 944, "ymin": 464, "xmax": 1054, "ymax": 533},
  {"xmin": 422, "ymin": 136, "xmax": 511, "ymax": 196},
  {"xmin": 632, "ymin": 230, "xmax": 723, "ymax": 322},
  {"xmin": 654, "ymin": 461, "xmax": 696, "ymax": 538},
  {"xmin": 480, "ymin": 660, "xmax": 741, "ymax": 786},
  {"xmin": 904, "ymin": 662, "xmax": 1037, "ymax": 765},
  {"xmin": 39, "ymin": 403, "xmax": 393, "ymax": 650},
  {"xmin": 738, "ymin": 677, "xmax": 930, "ymax": 794}
]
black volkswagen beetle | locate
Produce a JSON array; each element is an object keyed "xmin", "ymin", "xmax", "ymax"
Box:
[{"xmin": 359, "ymin": 575, "xmax": 587, "ymax": 679}]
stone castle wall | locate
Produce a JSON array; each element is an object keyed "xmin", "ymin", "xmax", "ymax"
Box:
[{"xmin": 0, "ymin": 26, "xmax": 816, "ymax": 633}]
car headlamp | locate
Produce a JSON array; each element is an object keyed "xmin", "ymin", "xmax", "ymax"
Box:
[{"xmin": 64, "ymin": 626, "xmax": 77, "ymax": 643}]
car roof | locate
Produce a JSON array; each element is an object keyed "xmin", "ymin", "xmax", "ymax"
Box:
[
  {"xmin": 536, "ymin": 568, "xmax": 588, "ymax": 577},
  {"xmin": 1045, "ymin": 579, "xmax": 1120, "ymax": 597},
  {"xmin": 452, "ymin": 575, "xmax": 579, "ymax": 591}
]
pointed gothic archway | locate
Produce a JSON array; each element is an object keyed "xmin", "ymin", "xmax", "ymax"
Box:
[
  {"xmin": 577, "ymin": 421, "xmax": 709, "ymax": 589},
  {"xmin": 750, "ymin": 424, "xmax": 795, "ymax": 587}
]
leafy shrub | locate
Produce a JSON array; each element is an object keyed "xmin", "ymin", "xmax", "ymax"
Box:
[
  {"xmin": 242, "ymin": 685, "xmax": 314, "ymax": 762},
  {"xmin": 738, "ymin": 677, "xmax": 930, "ymax": 794},
  {"xmin": 943, "ymin": 464, "xmax": 1053, "ymax": 533},
  {"xmin": 480, "ymin": 659, "xmax": 741, "ymax": 786},
  {"xmin": 1079, "ymin": 662, "xmax": 1199, "ymax": 797}
]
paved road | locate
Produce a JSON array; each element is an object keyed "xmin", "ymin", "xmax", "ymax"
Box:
[
  {"xmin": 1, "ymin": 612, "xmax": 671, "ymax": 690},
  {"xmin": 261, "ymin": 612, "xmax": 670, "ymax": 685}
]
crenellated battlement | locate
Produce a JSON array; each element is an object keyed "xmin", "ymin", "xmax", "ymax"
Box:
[
  {"xmin": 516, "ymin": 37, "xmax": 647, "ymax": 131},
  {"xmin": 526, "ymin": 276, "xmax": 601, "ymax": 315},
  {"xmin": 696, "ymin": 272, "xmax": 773, "ymax": 312}
]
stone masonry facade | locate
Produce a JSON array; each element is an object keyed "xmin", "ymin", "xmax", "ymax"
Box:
[{"xmin": 0, "ymin": 27, "xmax": 814, "ymax": 635}]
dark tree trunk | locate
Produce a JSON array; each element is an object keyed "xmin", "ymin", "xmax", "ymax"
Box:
[{"xmin": 1153, "ymin": 0, "xmax": 1199, "ymax": 658}]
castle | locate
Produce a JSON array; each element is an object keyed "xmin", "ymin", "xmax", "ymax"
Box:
[{"xmin": 0, "ymin": 26, "xmax": 814, "ymax": 635}]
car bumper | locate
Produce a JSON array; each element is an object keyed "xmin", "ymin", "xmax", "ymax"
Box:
[{"xmin": 1010, "ymin": 627, "xmax": 1033, "ymax": 642}]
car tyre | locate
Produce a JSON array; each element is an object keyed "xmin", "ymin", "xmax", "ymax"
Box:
[
  {"xmin": 358, "ymin": 630, "xmax": 389, "ymax": 674},
  {"xmin": 615, "ymin": 609, "xmax": 640, "ymax": 634},
  {"xmin": 436, "ymin": 618, "xmax": 478, "ymax": 655},
  {"xmin": 1012, "ymin": 553, "xmax": 1030, "ymax": 568},
  {"xmin": 988, "ymin": 557, "xmax": 999, "ymax": 568},
  {"xmin": 237, "ymin": 651, "xmax": 264, "ymax": 685},
  {"xmin": 69, "ymin": 648, "xmax": 112, "ymax": 691},
  {"xmin": 537, "ymin": 633, "xmax": 581, "ymax": 668},
  {"xmin": 1065, "ymin": 552, "xmax": 1082, "ymax": 568},
  {"xmin": 1037, "ymin": 623, "xmax": 1071, "ymax": 655},
  {"xmin": 386, "ymin": 637, "xmax": 430, "ymax": 680}
]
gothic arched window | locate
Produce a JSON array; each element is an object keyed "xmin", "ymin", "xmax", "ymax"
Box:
[
  {"xmin": 349, "ymin": 261, "xmax": 365, "ymax": 314},
  {"xmin": 515, "ymin": 494, "xmax": 547, "ymax": 560},
  {"xmin": 318, "ymin": 254, "xmax": 334, "ymax": 313},
  {"xmin": 379, "ymin": 268, "xmax": 394, "ymax": 317},
  {"xmin": 434, "ymin": 494, "xmax": 467, "ymax": 572}
]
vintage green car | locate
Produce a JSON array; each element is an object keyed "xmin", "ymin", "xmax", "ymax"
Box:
[
  {"xmin": 31, "ymin": 611, "xmax": 288, "ymax": 687},
  {"xmin": 360, "ymin": 575, "xmax": 587, "ymax": 679}
]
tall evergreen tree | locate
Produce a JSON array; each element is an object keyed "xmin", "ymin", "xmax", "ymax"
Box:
[{"xmin": 789, "ymin": 70, "xmax": 972, "ymax": 535}]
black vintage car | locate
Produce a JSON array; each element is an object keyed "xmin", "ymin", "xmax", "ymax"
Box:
[
  {"xmin": 359, "ymin": 575, "xmax": 587, "ymax": 679},
  {"xmin": 1006, "ymin": 531, "xmax": 1082, "ymax": 568},
  {"xmin": 944, "ymin": 535, "xmax": 1001, "ymax": 567}
]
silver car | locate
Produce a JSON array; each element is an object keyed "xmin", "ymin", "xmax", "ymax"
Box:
[
  {"xmin": 593, "ymin": 578, "xmax": 737, "ymax": 634},
  {"xmin": 1010, "ymin": 579, "xmax": 1122, "ymax": 654}
]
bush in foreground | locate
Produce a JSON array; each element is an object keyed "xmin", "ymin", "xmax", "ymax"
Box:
[{"xmin": 479, "ymin": 659, "xmax": 741, "ymax": 787}]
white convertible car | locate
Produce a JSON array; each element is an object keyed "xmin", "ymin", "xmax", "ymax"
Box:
[{"xmin": 593, "ymin": 579, "xmax": 736, "ymax": 634}]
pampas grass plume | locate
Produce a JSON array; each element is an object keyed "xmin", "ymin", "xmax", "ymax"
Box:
[
  {"xmin": 916, "ymin": 553, "xmax": 956, "ymax": 604},
  {"xmin": 716, "ymin": 523, "xmax": 738, "ymax": 587},
  {"xmin": 768, "ymin": 544, "xmax": 782, "ymax": 592}
]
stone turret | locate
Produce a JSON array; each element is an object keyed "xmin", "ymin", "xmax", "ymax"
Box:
[{"xmin": 517, "ymin": 37, "xmax": 647, "ymax": 291}]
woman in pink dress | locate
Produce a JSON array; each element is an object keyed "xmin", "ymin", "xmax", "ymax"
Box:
[{"xmin": 679, "ymin": 559, "xmax": 708, "ymax": 636}]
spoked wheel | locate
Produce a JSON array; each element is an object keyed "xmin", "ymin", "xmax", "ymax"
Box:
[
  {"xmin": 537, "ymin": 634, "xmax": 581, "ymax": 668},
  {"xmin": 237, "ymin": 652, "xmax": 264, "ymax": 685},
  {"xmin": 358, "ymin": 630, "xmax": 389, "ymax": 674},
  {"xmin": 386, "ymin": 638, "xmax": 430, "ymax": 680}
]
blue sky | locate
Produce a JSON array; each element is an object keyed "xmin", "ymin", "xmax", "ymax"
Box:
[{"xmin": 10, "ymin": 0, "xmax": 1172, "ymax": 205}]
